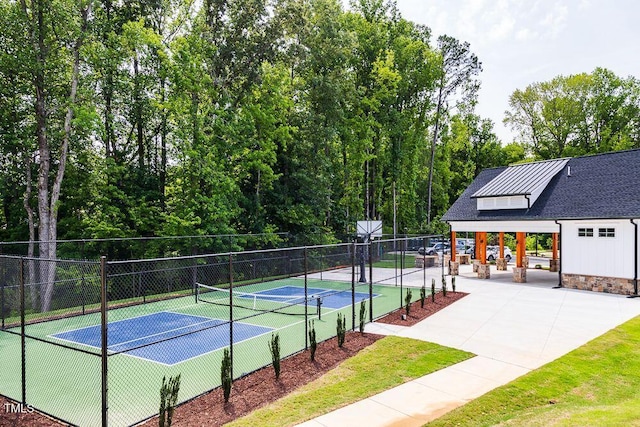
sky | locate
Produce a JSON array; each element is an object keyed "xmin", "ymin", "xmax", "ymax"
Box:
[{"xmin": 348, "ymin": 0, "xmax": 640, "ymax": 143}]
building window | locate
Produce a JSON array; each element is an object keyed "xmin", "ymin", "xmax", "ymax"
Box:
[
  {"xmin": 599, "ymin": 228, "xmax": 615, "ymax": 238},
  {"xmin": 578, "ymin": 228, "xmax": 593, "ymax": 237}
]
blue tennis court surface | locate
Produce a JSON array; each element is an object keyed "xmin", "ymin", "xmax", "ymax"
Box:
[
  {"xmin": 251, "ymin": 286, "xmax": 377, "ymax": 309},
  {"xmin": 51, "ymin": 312, "xmax": 273, "ymax": 365}
]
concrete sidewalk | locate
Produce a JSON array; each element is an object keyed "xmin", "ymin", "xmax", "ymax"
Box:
[{"xmin": 298, "ymin": 264, "xmax": 640, "ymax": 427}]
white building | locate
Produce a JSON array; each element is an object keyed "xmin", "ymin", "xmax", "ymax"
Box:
[{"xmin": 442, "ymin": 149, "xmax": 640, "ymax": 295}]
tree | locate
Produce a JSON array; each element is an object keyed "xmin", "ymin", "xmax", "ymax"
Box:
[
  {"xmin": 10, "ymin": 0, "xmax": 92, "ymax": 311},
  {"xmin": 426, "ymin": 35, "xmax": 481, "ymax": 224},
  {"xmin": 505, "ymin": 68, "xmax": 640, "ymax": 160}
]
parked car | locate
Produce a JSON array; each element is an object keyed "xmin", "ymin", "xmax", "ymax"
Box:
[
  {"xmin": 418, "ymin": 241, "xmax": 466, "ymax": 256},
  {"xmin": 487, "ymin": 246, "xmax": 512, "ymax": 261},
  {"xmin": 463, "ymin": 245, "xmax": 512, "ymax": 261},
  {"xmin": 418, "ymin": 242, "xmax": 449, "ymax": 256}
]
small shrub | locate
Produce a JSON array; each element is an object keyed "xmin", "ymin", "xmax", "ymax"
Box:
[
  {"xmin": 404, "ymin": 288, "xmax": 412, "ymax": 316},
  {"xmin": 159, "ymin": 374, "xmax": 181, "ymax": 427},
  {"xmin": 221, "ymin": 348, "xmax": 232, "ymax": 403},
  {"xmin": 359, "ymin": 299, "xmax": 367, "ymax": 333},
  {"xmin": 420, "ymin": 284, "xmax": 426, "ymax": 308},
  {"xmin": 337, "ymin": 313, "xmax": 346, "ymax": 347},
  {"xmin": 431, "ymin": 278, "xmax": 436, "ymax": 302},
  {"xmin": 442, "ymin": 275, "xmax": 447, "ymax": 297},
  {"xmin": 269, "ymin": 333, "xmax": 281, "ymax": 380},
  {"xmin": 309, "ymin": 320, "xmax": 317, "ymax": 361},
  {"xmin": 452, "ymin": 276, "xmax": 456, "ymax": 293}
]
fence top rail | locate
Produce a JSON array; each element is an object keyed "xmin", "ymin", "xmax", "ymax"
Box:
[
  {"xmin": 105, "ymin": 241, "xmax": 355, "ymax": 265},
  {"xmin": 375, "ymin": 235, "xmax": 442, "ymax": 244}
]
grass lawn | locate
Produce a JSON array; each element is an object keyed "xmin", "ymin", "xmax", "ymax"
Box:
[
  {"xmin": 373, "ymin": 254, "xmax": 419, "ymax": 268},
  {"xmin": 427, "ymin": 315, "xmax": 640, "ymax": 426},
  {"xmin": 227, "ymin": 336, "xmax": 473, "ymax": 427}
]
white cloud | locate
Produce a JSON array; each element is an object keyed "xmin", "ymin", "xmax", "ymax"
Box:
[{"xmin": 540, "ymin": 4, "xmax": 569, "ymax": 37}]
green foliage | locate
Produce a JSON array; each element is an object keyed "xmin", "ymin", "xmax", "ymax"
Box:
[
  {"xmin": 159, "ymin": 374, "xmax": 181, "ymax": 427},
  {"xmin": 336, "ymin": 313, "xmax": 346, "ymax": 347},
  {"xmin": 221, "ymin": 348, "xmax": 232, "ymax": 403},
  {"xmin": 404, "ymin": 288, "xmax": 413, "ymax": 316},
  {"xmin": 431, "ymin": 278, "xmax": 436, "ymax": 302},
  {"xmin": 269, "ymin": 333, "xmax": 281, "ymax": 380},
  {"xmin": 359, "ymin": 299, "xmax": 367, "ymax": 334},
  {"xmin": 420, "ymin": 284, "xmax": 426, "ymax": 308},
  {"xmin": 309, "ymin": 321, "xmax": 317, "ymax": 361},
  {"xmin": 452, "ymin": 276, "xmax": 456, "ymax": 293},
  {"xmin": 442, "ymin": 275, "xmax": 447, "ymax": 297},
  {"xmin": 0, "ymin": 0, "xmax": 532, "ymax": 261},
  {"xmin": 505, "ymin": 68, "xmax": 640, "ymax": 160}
]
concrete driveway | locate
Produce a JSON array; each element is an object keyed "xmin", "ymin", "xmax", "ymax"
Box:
[{"xmin": 299, "ymin": 264, "xmax": 640, "ymax": 427}]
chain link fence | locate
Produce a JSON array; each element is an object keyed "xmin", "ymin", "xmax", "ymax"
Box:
[{"xmin": 0, "ymin": 235, "xmax": 446, "ymax": 426}]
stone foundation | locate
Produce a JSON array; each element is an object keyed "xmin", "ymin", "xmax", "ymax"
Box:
[
  {"xmin": 549, "ymin": 259, "xmax": 560, "ymax": 272},
  {"xmin": 473, "ymin": 260, "xmax": 480, "ymax": 273},
  {"xmin": 477, "ymin": 263, "xmax": 490, "ymax": 279},
  {"xmin": 496, "ymin": 258, "xmax": 508, "ymax": 271},
  {"xmin": 456, "ymin": 254, "xmax": 471, "ymax": 265},
  {"xmin": 562, "ymin": 273, "xmax": 635, "ymax": 295},
  {"xmin": 449, "ymin": 261, "xmax": 460, "ymax": 276},
  {"xmin": 513, "ymin": 267, "xmax": 527, "ymax": 283},
  {"xmin": 415, "ymin": 256, "xmax": 436, "ymax": 268}
]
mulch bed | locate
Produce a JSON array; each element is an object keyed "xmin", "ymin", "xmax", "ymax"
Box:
[{"xmin": 1, "ymin": 290, "xmax": 466, "ymax": 427}]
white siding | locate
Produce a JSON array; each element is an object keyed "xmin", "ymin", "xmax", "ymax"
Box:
[
  {"xmin": 477, "ymin": 196, "xmax": 528, "ymax": 210},
  {"xmin": 561, "ymin": 219, "xmax": 636, "ymax": 279}
]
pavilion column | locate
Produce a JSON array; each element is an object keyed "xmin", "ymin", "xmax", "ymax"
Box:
[
  {"xmin": 476, "ymin": 232, "xmax": 490, "ymax": 279},
  {"xmin": 449, "ymin": 231, "xmax": 459, "ymax": 275},
  {"xmin": 496, "ymin": 232, "xmax": 508, "ymax": 271},
  {"xmin": 550, "ymin": 233, "xmax": 560, "ymax": 272},
  {"xmin": 513, "ymin": 231, "xmax": 527, "ymax": 283}
]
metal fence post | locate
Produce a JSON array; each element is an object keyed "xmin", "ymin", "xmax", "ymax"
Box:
[
  {"xmin": 101, "ymin": 256, "xmax": 108, "ymax": 427},
  {"xmin": 351, "ymin": 241, "xmax": 356, "ymax": 331},
  {"xmin": 400, "ymin": 238, "xmax": 404, "ymax": 308},
  {"xmin": 1, "ymin": 268, "xmax": 5, "ymax": 329},
  {"xmin": 304, "ymin": 247, "xmax": 308, "ymax": 349},
  {"xmin": 368, "ymin": 242, "xmax": 373, "ymax": 323},
  {"xmin": 20, "ymin": 257, "xmax": 26, "ymax": 405},
  {"xmin": 229, "ymin": 253, "xmax": 234, "ymax": 379}
]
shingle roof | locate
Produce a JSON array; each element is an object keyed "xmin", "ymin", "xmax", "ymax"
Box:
[
  {"xmin": 472, "ymin": 158, "xmax": 569, "ymax": 198},
  {"xmin": 442, "ymin": 149, "xmax": 640, "ymax": 222}
]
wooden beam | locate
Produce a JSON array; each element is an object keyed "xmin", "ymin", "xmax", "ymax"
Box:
[
  {"xmin": 516, "ymin": 232, "xmax": 526, "ymax": 268},
  {"xmin": 552, "ymin": 233, "xmax": 558, "ymax": 260},
  {"xmin": 499, "ymin": 232, "xmax": 504, "ymax": 259},
  {"xmin": 451, "ymin": 231, "xmax": 457, "ymax": 259},
  {"xmin": 478, "ymin": 232, "xmax": 487, "ymax": 264}
]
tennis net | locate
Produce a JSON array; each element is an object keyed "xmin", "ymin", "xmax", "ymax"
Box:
[{"xmin": 195, "ymin": 283, "xmax": 322, "ymax": 316}]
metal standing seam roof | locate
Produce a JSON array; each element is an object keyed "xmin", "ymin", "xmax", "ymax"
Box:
[{"xmin": 471, "ymin": 158, "xmax": 570, "ymax": 198}]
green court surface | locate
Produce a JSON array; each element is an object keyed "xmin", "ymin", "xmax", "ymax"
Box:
[{"xmin": 0, "ymin": 275, "xmax": 411, "ymax": 426}]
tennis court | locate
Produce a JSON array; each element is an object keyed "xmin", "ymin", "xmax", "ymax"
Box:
[{"xmin": 0, "ymin": 240, "xmax": 440, "ymax": 426}]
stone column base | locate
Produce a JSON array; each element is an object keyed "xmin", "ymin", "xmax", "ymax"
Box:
[
  {"xmin": 456, "ymin": 254, "xmax": 470, "ymax": 265},
  {"xmin": 472, "ymin": 260, "xmax": 480, "ymax": 273},
  {"xmin": 496, "ymin": 258, "xmax": 508, "ymax": 271},
  {"xmin": 477, "ymin": 263, "xmax": 490, "ymax": 279},
  {"xmin": 549, "ymin": 259, "xmax": 560, "ymax": 272},
  {"xmin": 449, "ymin": 261, "xmax": 460, "ymax": 276},
  {"xmin": 513, "ymin": 267, "xmax": 527, "ymax": 283}
]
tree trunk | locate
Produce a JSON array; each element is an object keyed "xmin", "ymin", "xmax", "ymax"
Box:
[
  {"xmin": 23, "ymin": 155, "xmax": 38, "ymax": 310},
  {"xmin": 427, "ymin": 81, "xmax": 444, "ymax": 225}
]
